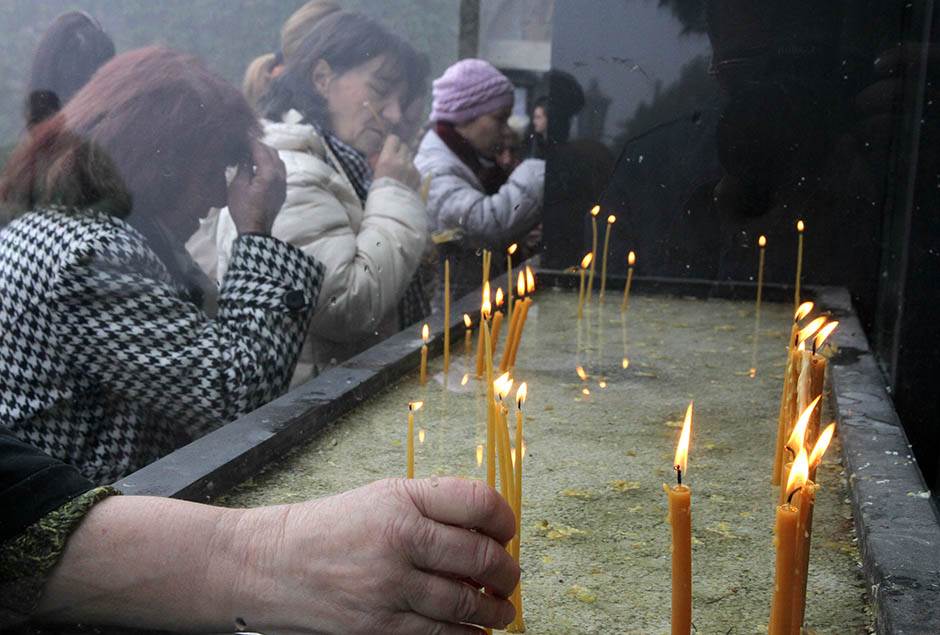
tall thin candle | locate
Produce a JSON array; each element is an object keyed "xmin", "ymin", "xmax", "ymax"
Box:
[
  {"xmin": 508, "ymin": 383, "xmax": 527, "ymax": 633},
  {"xmin": 578, "ymin": 252, "xmax": 593, "ymax": 319},
  {"xmin": 750, "ymin": 235, "xmax": 767, "ymax": 377},
  {"xmin": 491, "ymin": 288, "xmax": 505, "ymax": 354},
  {"xmin": 599, "ymin": 214, "xmax": 616, "ymax": 302},
  {"xmin": 507, "ymin": 243, "xmax": 517, "ymax": 325},
  {"xmin": 406, "ymin": 401, "xmax": 423, "ymax": 478},
  {"xmin": 773, "ymin": 302, "xmax": 814, "ymax": 484},
  {"xmin": 587, "ymin": 205, "xmax": 599, "ymax": 304},
  {"xmin": 620, "ymin": 251, "xmax": 636, "ymax": 313},
  {"xmin": 464, "ymin": 314, "xmax": 473, "ymax": 355},
  {"xmin": 794, "ymin": 220, "xmax": 805, "ymax": 310},
  {"xmin": 419, "ymin": 323, "xmax": 430, "ymax": 385},
  {"xmin": 476, "ymin": 282, "xmax": 491, "ymax": 378},
  {"xmin": 443, "ymin": 259, "xmax": 451, "ymax": 373}
]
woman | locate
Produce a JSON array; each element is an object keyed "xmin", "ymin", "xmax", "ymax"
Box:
[
  {"xmin": 0, "ymin": 47, "xmax": 324, "ymax": 484},
  {"xmin": 414, "ymin": 59, "xmax": 544, "ymax": 303},
  {"xmin": 200, "ymin": 11, "xmax": 428, "ymax": 381},
  {"xmin": 25, "ymin": 11, "xmax": 115, "ymax": 128}
]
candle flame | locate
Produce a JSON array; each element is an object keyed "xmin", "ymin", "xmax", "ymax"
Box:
[
  {"xmin": 494, "ymin": 372, "xmax": 513, "ymax": 399},
  {"xmin": 813, "ymin": 321, "xmax": 839, "ymax": 351},
  {"xmin": 798, "ymin": 317, "xmax": 827, "ymax": 345},
  {"xmin": 797, "ymin": 340, "xmax": 806, "ymax": 351},
  {"xmin": 421, "ymin": 323, "xmax": 429, "ymax": 342},
  {"xmin": 476, "ymin": 444, "xmax": 484, "ymax": 467},
  {"xmin": 627, "ymin": 251, "xmax": 636, "ymax": 266},
  {"xmin": 576, "ymin": 365, "xmax": 588, "ymax": 381},
  {"xmin": 463, "ymin": 314, "xmax": 472, "ymax": 328},
  {"xmin": 517, "ymin": 271, "xmax": 526, "ymax": 298},
  {"xmin": 461, "ymin": 373, "xmax": 470, "ymax": 386},
  {"xmin": 758, "ymin": 235, "xmax": 767, "ymax": 248},
  {"xmin": 510, "ymin": 441, "xmax": 527, "ymax": 468},
  {"xmin": 495, "ymin": 287, "xmax": 504, "ymax": 307},
  {"xmin": 508, "ymin": 243, "xmax": 518, "ymax": 255},
  {"xmin": 599, "ymin": 380, "xmax": 607, "ymax": 388},
  {"xmin": 516, "ymin": 382, "xmax": 528, "ymax": 409},
  {"xmin": 674, "ymin": 401, "xmax": 693, "ymax": 478},
  {"xmin": 481, "ymin": 281, "xmax": 491, "ymax": 319},
  {"xmin": 525, "ymin": 266, "xmax": 535, "ymax": 293},
  {"xmin": 786, "ymin": 447, "xmax": 809, "ymax": 501},
  {"xmin": 797, "ymin": 219, "xmax": 805, "ymax": 233},
  {"xmin": 582, "ymin": 387, "xmax": 591, "ymax": 395},
  {"xmin": 590, "ymin": 204, "xmax": 600, "ymax": 217},
  {"xmin": 622, "ymin": 357, "xmax": 630, "ymax": 368},
  {"xmin": 786, "ymin": 395, "xmax": 821, "ymax": 454},
  {"xmin": 809, "ymin": 423, "xmax": 835, "ymax": 467},
  {"xmin": 607, "ymin": 214, "xmax": 616, "ymax": 224},
  {"xmin": 794, "ymin": 301, "xmax": 814, "ymax": 322},
  {"xmin": 580, "ymin": 252, "xmax": 594, "ymax": 269},
  {"xmin": 418, "ymin": 428, "xmax": 426, "ymax": 443},
  {"xmin": 409, "ymin": 401, "xmax": 424, "ymax": 412}
]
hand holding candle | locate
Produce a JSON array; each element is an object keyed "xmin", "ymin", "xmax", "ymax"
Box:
[{"xmin": 667, "ymin": 401, "xmax": 693, "ymax": 635}]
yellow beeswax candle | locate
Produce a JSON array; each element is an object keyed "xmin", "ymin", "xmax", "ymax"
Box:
[
  {"xmin": 443, "ymin": 259, "xmax": 451, "ymax": 373},
  {"xmin": 419, "ymin": 323, "xmax": 429, "ymax": 385},
  {"xmin": 464, "ymin": 314, "xmax": 473, "ymax": 355},
  {"xmin": 620, "ymin": 250, "xmax": 636, "ymax": 313},
  {"xmin": 578, "ymin": 252, "xmax": 593, "ymax": 319},
  {"xmin": 406, "ymin": 401, "xmax": 423, "ymax": 478},
  {"xmin": 667, "ymin": 402, "xmax": 693, "ymax": 635},
  {"xmin": 773, "ymin": 302, "xmax": 814, "ymax": 484},
  {"xmin": 794, "ymin": 220, "xmax": 805, "ymax": 311},
  {"xmin": 507, "ymin": 243, "xmax": 517, "ymax": 325},
  {"xmin": 587, "ymin": 205, "xmax": 599, "ymax": 304},
  {"xmin": 599, "ymin": 214, "xmax": 616, "ymax": 302},
  {"xmin": 769, "ymin": 449, "xmax": 808, "ymax": 635}
]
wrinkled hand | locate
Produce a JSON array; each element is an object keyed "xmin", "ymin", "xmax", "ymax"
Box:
[
  {"xmin": 228, "ymin": 138, "xmax": 287, "ymax": 236},
  {"xmin": 374, "ymin": 134, "xmax": 421, "ymax": 191},
  {"xmin": 229, "ymin": 477, "xmax": 519, "ymax": 634}
]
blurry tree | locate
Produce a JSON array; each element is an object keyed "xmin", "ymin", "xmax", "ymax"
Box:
[{"xmin": 0, "ymin": 0, "xmax": 459, "ymax": 147}]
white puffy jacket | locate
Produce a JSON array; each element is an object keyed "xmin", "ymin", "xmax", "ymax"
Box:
[{"xmin": 188, "ymin": 110, "xmax": 427, "ymax": 382}]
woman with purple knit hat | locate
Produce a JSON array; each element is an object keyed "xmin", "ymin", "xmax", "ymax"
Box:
[{"xmin": 415, "ymin": 58, "xmax": 544, "ymax": 304}]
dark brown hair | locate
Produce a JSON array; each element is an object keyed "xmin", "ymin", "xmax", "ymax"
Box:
[{"xmin": 2, "ymin": 47, "xmax": 259, "ymax": 223}]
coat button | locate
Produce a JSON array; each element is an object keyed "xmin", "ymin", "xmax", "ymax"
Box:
[{"xmin": 284, "ymin": 289, "xmax": 307, "ymax": 310}]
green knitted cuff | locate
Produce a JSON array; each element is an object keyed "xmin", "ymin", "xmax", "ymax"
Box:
[{"xmin": 0, "ymin": 486, "xmax": 120, "ymax": 622}]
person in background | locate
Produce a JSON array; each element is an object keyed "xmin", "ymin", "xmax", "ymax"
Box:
[
  {"xmin": 196, "ymin": 11, "xmax": 428, "ymax": 383},
  {"xmin": 24, "ymin": 11, "xmax": 115, "ymax": 129},
  {"xmin": 241, "ymin": 0, "xmax": 341, "ymax": 113},
  {"xmin": 526, "ymin": 96, "xmax": 549, "ymax": 159},
  {"xmin": 0, "ymin": 427, "xmax": 518, "ymax": 633},
  {"xmin": 496, "ymin": 123, "xmax": 524, "ymax": 174},
  {"xmin": 0, "ymin": 47, "xmax": 324, "ymax": 485},
  {"xmin": 414, "ymin": 59, "xmax": 544, "ymax": 305}
]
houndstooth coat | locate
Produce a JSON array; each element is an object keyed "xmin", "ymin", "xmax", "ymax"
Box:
[{"xmin": 0, "ymin": 207, "xmax": 324, "ymax": 484}]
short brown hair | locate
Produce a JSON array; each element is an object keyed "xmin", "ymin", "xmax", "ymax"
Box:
[{"xmin": 2, "ymin": 47, "xmax": 258, "ymax": 223}]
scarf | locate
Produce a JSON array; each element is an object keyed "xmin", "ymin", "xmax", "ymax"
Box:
[{"xmin": 434, "ymin": 121, "xmax": 508, "ymax": 195}]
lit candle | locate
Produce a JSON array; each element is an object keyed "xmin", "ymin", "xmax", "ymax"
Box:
[
  {"xmin": 807, "ymin": 322, "xmax": 838, "ymax": 440},
  {"xmin": 494, "ymin": 373, "xmax": 515, "ymax": 506},
  {"xmin": 587, "ymin": 205, "xmax": 600, "ymax": 304},
  {"xmin": 482, "ymin": 249, "xmax": 491, "ymax": 286},
  {"xmin": 780, "ymin": 396, "xmax": 820, "ymax": 505},
  {"xmin": 476, "ymin": 443, "xmax": 484, "ymax": 468},
  {"xmin": 481, "ymin": 298, "xmax": 495, "ymax": 488},
  {"xmin": 464, "ymin": 314, "xmax": 473, "ymax": 355},
  {"xmin": 772, "ymin": 302, "xmax": 814, "ymax": 485},
  {"xmin": 491, "ymin": 288, "xmax": 505, "ymax": 354},
  {"xmin": 508, "ymin": 382, "xmax": 528, "ymax": 633},
  {"xmin": 794, "ymin": 220, "xmax": 805, "ymax": 310},
  {"xmin": 476, "ymin": 282, "xmax": 491, "ymax": 378},
  {"xmin": 667, "ymin": 401, "xmax": 693, "ymax": 635},
  {"xmin": 406, "ymin": 401, "xmax": 423, "ymax": 478},
  {"xmin": 750, "ymin": 236, "xmax": 767, "ymax": 377},
  {"xmin": 578, "ymin": 252, "xmax": 593, "ymax": 320},
  {"xmin": 507, "ymin": 243, "xmax": 517, "ymax": 325},
  {"xmin": 443, "ymin": 258, "xmax": 451, "ymax": 373},
  {"xmin": 500, "ymin": 272, "xmax": 526, "ymax": 372},
  {"xmin": 620, "ymin": 250, "xmax": 636, "ymax": 313},
  {"xmin": 599, "ymin": 214, "xmax": 616, "ymax": 302},
  {"xmin": 507, "ymin": 270, "xmax": 535, "ymax": 369},
  {"xmin": 769, "ymin": 449, "xmax": 808, "ymax": 635},
  {"xmin": 419, "ymin": 323, "xmax": 430, "ymax": 385}
]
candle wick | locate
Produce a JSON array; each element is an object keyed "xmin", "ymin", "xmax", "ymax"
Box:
[
  {"xmin": 787, "ymin": 484, "xmax": 802, "ymax": 505},
  {"xmin": 675, "ymin": 465, "xmax": 682, "ymax": 486}
]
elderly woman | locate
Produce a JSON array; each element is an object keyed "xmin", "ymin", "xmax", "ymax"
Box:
[
  {"xmin": 196, "ymin": 11, "xmax": 428, "ymax": 382},
  {"xmin": 415, "ymin": 59, "xmax": 545, "ymax": 304},
  {"xmin": 0, "ymin": 47, "xmax": 324, "ymax": 484}
]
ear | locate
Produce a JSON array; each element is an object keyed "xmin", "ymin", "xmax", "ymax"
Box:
[{"xmin": 311, "ymin": 59, "xmax": 335, "ymax": 96}]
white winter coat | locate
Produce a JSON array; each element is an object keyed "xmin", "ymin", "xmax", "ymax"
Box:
[{"xmin": 188, "ymin": 110, "xmax": 427, "ymax": 382}]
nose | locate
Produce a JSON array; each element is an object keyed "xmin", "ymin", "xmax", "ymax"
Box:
[{"xmin": 381, "ymin": 99, "xmax": 403, "ymax": 126}]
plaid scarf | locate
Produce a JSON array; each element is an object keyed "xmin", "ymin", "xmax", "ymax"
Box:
[{"xmin": 318, "ymin": 127, "xmax": 430, "ymax": 329}]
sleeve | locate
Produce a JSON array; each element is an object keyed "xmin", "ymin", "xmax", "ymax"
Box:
[
  {"xmin": 0, "ymin": 428, "xmax": 118, "ymax": 622},
  {"xmin": 52, "ymin": 229, "xmax": 324, "ymax": 437},
  {"xmin": 428, "ymin": 158, "xmax": 545, "ymax": 249}
]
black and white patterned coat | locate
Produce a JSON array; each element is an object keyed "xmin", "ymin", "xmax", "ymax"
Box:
[{"xmin": 0, "ymin": 207, "xmax": 324, "ymax": 484}]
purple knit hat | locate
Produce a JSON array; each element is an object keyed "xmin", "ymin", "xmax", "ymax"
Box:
[{"xmin": 430, "ymin": 59, "xmax": 514, "ymax": 124}]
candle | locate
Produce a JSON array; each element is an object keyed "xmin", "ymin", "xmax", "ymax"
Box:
[
  {"xmin": 476, "ymin": 443, "xmax": 484, "ymax": 468},
  {"xmin": 578, "ymin": 252, "xmax": 593, "ymax": 320},
  {"xmin": 443, "ymin": 258, "xmax": 451, "ymax": 373},
  {"xmin": 419, "ymin": 323, "xmax": 430, "ymax": 385},
  {"xmin": 808, "ymin": 423, "xmax": 835, "ymax": 483},
  {"xmin": 507, "ymin": 270, "xmax": 535, "ymax": 369},
  {"xmin": 807, "ymin": 322, "xmax": 838, "ymax": 439},
  {"xmin": 406, "ymin": 401, "xmax": 423, "ymax": 478},
  {"xmin": 620, "ymin": 250, "xmax": 636, "ymax": 313},
  {"xmin": 500, "ymin": 273, "xmax": 526, "ymax": 372},
  {"xmin": 599, "ymin": 214, "xmax": 616, "ymax": 302},
  {"xmin": 464, "ymin": 314, "xmax": 473, "ymax": 355},
  {"xmin": 491, "ymin": 288, "xmax": 505, "ymax": 354},
  {"xmin": 779, "ymin": 396, "xmax": 820, "ymax": 505},
  {"xmin": 476, "ymin": 282, "xmax": 491, "ymax": 378},
  {"xmin": 769, "ymin": 449, "xmax": 807, "ymax": 635},
  {"xmin": 667, "ymin": 401, "xmax": 693, "ymax": 635},
  {"xmin": 507, "ymin": 243, "xmax": 517, "ymax": 325},
  {"xmin": 587, "ymin": 205, "xmax": 600, "ymax": 304},
  {"xmin": 750, "ymin": 236, "xmax": 767, "ymax": 377},
  {"xmin": 794, "ymin": 220, "xmax": 805, "ymax": 310},
  {"xmin": 508, "ymin": 382, "xmax": 528, "ymax": 633},
  {"xmin": 773, "ymin": 302, "xmax": 814, "ymax": 484},
  {"xmin": 483, "ymin": 249, "xmax": 491, "ymax": 286},
  {"xmin": 493, "ymin": 373, "xmax": 515, "ymax": 505},
  {"xmin": 419, "ymin": 172, "xmax": 433, "ymax": 203},
  {"xmin": 482, "ymin": 305, "xmax": 495, "ymax": 488}
]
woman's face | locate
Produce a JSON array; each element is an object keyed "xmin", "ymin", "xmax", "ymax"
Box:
[
  {"xmin": 312, "ymin": 54, "xmax": 406, "ymax": 156},
  {"xmin": 456, "ymin": 106, "xmax": 512, "ymax": 158},
  {"xmin": 532, "ymin": 105, "xmax": 548, "ymax": 134}
]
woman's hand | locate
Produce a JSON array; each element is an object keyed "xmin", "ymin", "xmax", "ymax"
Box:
[
  {"xmin": 373, "ymin": 134, "xmax": 421, "ymax": 191},
  {"xmin": 228, "ymin": 138, "xmax": 287, "ymax": 235},
  {"xmin": 229, "ymin": 477, "xmax": 518, "ymax": 634}
]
